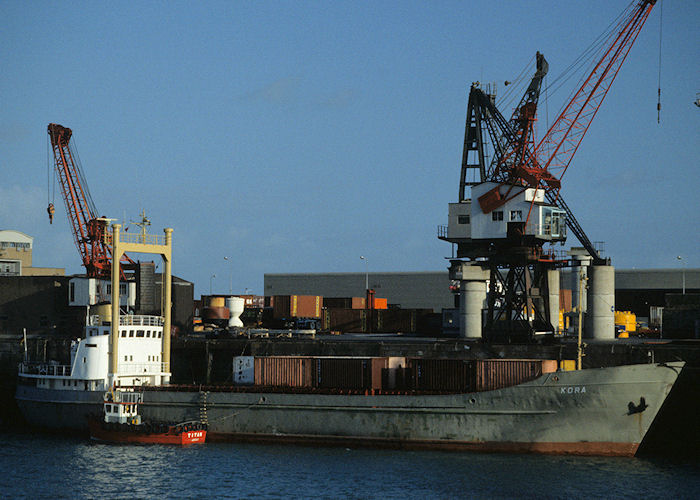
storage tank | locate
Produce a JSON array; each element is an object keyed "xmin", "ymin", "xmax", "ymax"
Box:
[
  {"xmin": 226, "ymin": 296, "xmax": 245, "ymax": 327},
  {"xmin": 585, "ymin": 264, "xmax": 615, "ymax": 340}
]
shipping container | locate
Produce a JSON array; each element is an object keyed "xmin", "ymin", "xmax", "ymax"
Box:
[
  {"xmin": 323, "ymin": 297, "xmax": 351, "ymax": 309},
  {"xmin": 272, "ymin": 295, "xmax": 323, "ymax": 319},
  {"xmin": 316, "ymin": 358, "xmax": 372, "ymax": 390},
  {"xmin": 351, "ymin": 297, "xmax": 366, "ymax": 309},
  {"xmin": 409, "ymin": 359, "xmax": 474, "ymax": 392},
  {"xmin": 254, "ymin": 356, "xmax": 315, "ymax": 388},
  {"xmin": 323, "ymin": 308, "xmax": 366, "ymax": 333},
  {"xmin": 233, "ymin": 356, "xmax": 254, "ymax": 385},
  {"xmin": 372, "ymin": 297, "xmax": 388, "ymax": 310},
  {"xmin": 475, "ymin": 359, "xmax": 548, "ymax": 391}
]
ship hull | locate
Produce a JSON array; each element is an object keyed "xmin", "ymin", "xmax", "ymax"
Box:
[
  {"xmin": 88, "ymin": 419, "xmax": 206, "ymax": 445},
  {"xmin": 16, "ymin": 362, "xmax": 684, "ymax": 456}
]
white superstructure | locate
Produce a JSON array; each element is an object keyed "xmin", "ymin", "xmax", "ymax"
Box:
[{"xmin": 18, "ymin": 313, "xmax": 170, "ymax": 391}]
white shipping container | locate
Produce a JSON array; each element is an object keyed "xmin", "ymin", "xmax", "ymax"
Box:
[{"xmin": 233, "ymin": 356, "xmax": 255, "ymax": 385}]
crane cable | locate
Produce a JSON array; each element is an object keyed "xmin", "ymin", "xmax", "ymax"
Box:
[
  {"xmin": 47, "ymin": 134, "xmax": 55, "ymax": 223},
  {"xmin": 657, "ymin": 0, "xmax": 663, "ymax": 124}
]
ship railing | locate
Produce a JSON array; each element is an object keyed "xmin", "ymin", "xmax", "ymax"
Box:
[
  {"xmin": 19, "ymin": 362, "xmax": 72, "ymax": 377},
  {"xmin": 119, "ymin": 315, "xmax": 164, "ymax": 327},
  {"xmin": 107, "ymin": 390, "xmax": 143, "ymax": 404},
  {"xmin": 117, "ymin": 362, "xmax": 169, "ymax": 374},
  {"xmin": 105, "ymin": 232, "xmax": 165, "ymax": 246}
]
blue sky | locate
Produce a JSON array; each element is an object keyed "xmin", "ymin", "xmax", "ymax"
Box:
[{"xmin": 2, "ymin": 1, "xmax": 698, "ymax": 297}]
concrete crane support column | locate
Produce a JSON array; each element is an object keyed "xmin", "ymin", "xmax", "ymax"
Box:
[
  {"xmin": 460, "ymin": 280, "xmax": 487, "ymax": 339},
  {"xmin": 586, "ymin": 264, "xmax": 615, "ymax": 340},
  {"xmin": 449, "ymin": 261, "xmax": 489, "ymax": 339},
  {"xmin": 547, "ymin": 269, "xmax": 560, "ymax": 334}
]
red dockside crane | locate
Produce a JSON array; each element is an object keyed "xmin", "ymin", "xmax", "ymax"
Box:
[
  {"xmin": 47, "ymin": 123, "xmax": 133, "ymax": 279},
  {"xmin": 442, "ymin": 0, "xmax": 657, "ymax": 342}
]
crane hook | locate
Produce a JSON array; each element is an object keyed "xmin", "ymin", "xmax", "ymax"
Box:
[{"xmin": 47, "ymin": 203, "xmax": 55, "ymax": 224}]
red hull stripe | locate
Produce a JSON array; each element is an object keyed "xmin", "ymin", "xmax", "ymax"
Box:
[
  {"xmin": 89, "ymin": 421, "xmax": 206, "ymax": 445},
  {"xmin": 207, "ymin": 432, "xmax": 638, "ymax": 457}
]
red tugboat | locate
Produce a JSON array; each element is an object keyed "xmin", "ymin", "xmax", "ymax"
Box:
[{"xmin": 89, "ymin": 389, "xmax": 206, "ymax": 445}]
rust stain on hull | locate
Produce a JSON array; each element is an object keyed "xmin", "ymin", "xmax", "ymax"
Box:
[{"xmin": 207, "ymin": 432, "xmax": 639, "ymax": 457}]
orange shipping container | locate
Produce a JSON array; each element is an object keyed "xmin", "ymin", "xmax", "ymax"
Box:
[
  {"xmin": 475, "ymin": 359, "xmax": 547, "ymax": 392},
  {"xmin": 272, "ymin": 295, "xmax": 323, "ymax": 319},
  {"xmin": 372, "ymin": 297, "xmax": 388, "ymax": 310},
  {"xmin": 351, "ymin": 297, "xmax": 366, "ymax": 309},
  {"xmin": 254, "ymin": 356, "xmax": 314, "ymax": 388}
]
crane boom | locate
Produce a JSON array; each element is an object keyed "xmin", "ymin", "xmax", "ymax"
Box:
[
  {"xmin": 535, "ymin": 0, "xmax": 656, "ymax": 187},
  {"xmin": 47, "ymin": 123, "xmax": 132, "ymax": 279}
]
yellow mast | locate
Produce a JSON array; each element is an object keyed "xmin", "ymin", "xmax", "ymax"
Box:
[{"xmin": 109, "ymin": 223, "xmax": 173, "ymax": 387}]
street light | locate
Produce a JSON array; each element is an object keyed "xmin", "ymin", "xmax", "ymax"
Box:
[
  {"xmin": 224, "ymin": 256, "xmax": 232, "ymax": 294},
  {"xmin": 677, "ymin": 255, "xmax": 685, "ymax": 295},
  {"xmin": 360, "ymin": 255, "xmax": 368, "ymax": 291},
  {"xmin": 210, "ymin": 274, "xmax": 216, "ymax": 296}
]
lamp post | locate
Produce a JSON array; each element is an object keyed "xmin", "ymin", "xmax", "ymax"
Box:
[
  {"xmin": 224, "ymin": 256, "xmax": 232, "ymax": 294},
  {"xmin": 210, "ymin": 274, "xmax": 216, "ymax": 296},
  {"xmin": 677, "ymin": 255, "xmax": 685, "ymax": 295},
  {"xmin": 360, "ymin": 256, "xmax": 368, "ymax": 291}
]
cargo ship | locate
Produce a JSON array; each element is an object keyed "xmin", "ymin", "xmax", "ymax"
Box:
[{"xmin": 15, "ymin": 309, "xmax": 684, "ymax": 456}]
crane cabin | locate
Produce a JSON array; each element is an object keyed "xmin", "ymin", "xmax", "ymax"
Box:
[{"xmin": 445, "ymin": 182, "xmax": 566, "ymax": 253}]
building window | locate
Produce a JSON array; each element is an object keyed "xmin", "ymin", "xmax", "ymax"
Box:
[
  {"xmin": 124, "ymin": 355, "xmax": 128, "ymax": 362},
  {"xmin": 69, "ymin": 282, "xmax": 75, "ymax": 302},
  {"xmin": 129, "ymin": 330, "xmax": 134, "ymax": 337},
  {"xmin": 146, "ymin": 331, "xmax": 151, "ymax": 338},
  {"xmin": 136, "ymin": 330, "xmax": 145, "ymax": 338},
  {"xmin": 492, "ymin": 211, "xmax": 504, "ymax": 221},
  {"xmin": 121, "ymin": 331, "xmax": 126, "ymax": 337},
  {"xmin": 458, "ymin": 215, "xmax": 470, "ymax": 224},
  {"xmin": 509, "ymin": 210, "xmax": 523, "ymax": 222}
]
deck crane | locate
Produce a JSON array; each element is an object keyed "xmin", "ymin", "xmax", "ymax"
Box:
[
  {"xmin": 441, "ymin": 0, "xmax": 657, "ymax": 342},
  {"xmin": 47, "ymin": 123, "xmax": 134, "ymax": 279}
]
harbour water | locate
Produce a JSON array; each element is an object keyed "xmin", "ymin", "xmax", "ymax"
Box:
[{"xmin": 1, "ymin": 430, "xmax": 698, "ymax": 498}]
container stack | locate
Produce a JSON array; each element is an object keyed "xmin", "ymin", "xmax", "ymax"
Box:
[{"xmin": 233, "ymin": 356, "xmax": 558, "ymax": 393}]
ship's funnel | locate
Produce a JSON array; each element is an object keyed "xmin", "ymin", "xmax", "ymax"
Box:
[{"xmin": 226, "ymin": 297, "xmax": 245, "ymax": 328}]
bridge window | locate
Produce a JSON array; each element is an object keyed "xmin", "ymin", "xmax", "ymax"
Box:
[
  {"xmin": 121, "ymin": 330, "xmax": 126, "ymax": 337},
  {"xmin": 136, "ymin": 330, "xmax": 145, "ymax": 338},
  {"xmin": 458, "ymin": 215, "xmax": 470, "ymax": 224},
  {"xmin": 146, "ymin": 331, "xmax": 151, "ymax": 338},
  {"xmin": 492, "ymin": 211, "xmax": 503, "ymax": 221},
  {"xmin": 509, "ymin": 210, "xmax": 522, "ymax": 222}
]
